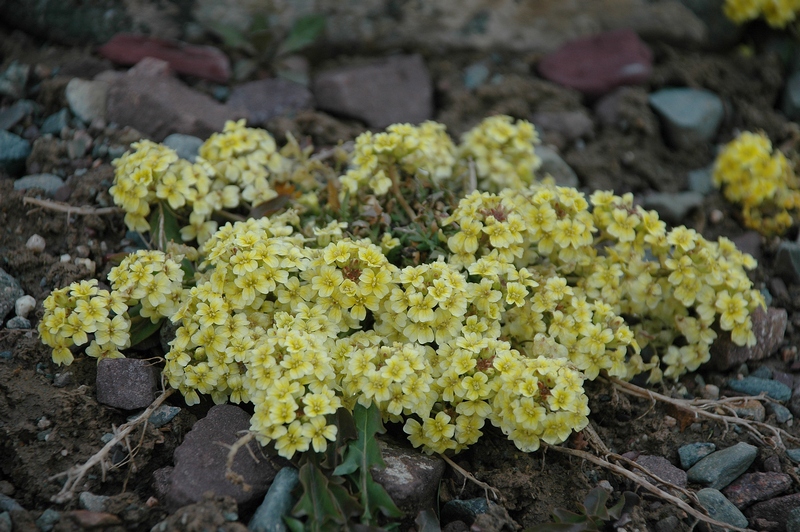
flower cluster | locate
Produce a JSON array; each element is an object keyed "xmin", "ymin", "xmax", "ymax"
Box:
[
  {"xmin": 723, "ymin": 0, "xmax": 800, "ymax": 28},
  {"xmin": 340, "ymin": 121, "xmax": 457, "ymax": 197},
  {"xmin": 713, "ymin": 131, "xmax": 800, "ymax": 236},
  {"xmin": 40, "ymin": 250, "xmax": 185, "ymax": 365}
]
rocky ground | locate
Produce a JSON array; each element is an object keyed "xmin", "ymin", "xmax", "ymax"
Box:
[{"xmin": 3, "ymin": 12, "xmax": 800, "ymax": 532}]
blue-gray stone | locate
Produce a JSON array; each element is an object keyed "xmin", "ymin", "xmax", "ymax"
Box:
[
  {"xmin": 537, "ymin": 146, "xmax": 579, "ymax": 188},
  {"xmin": 108, "ymin": 145, "xmax": 127, "ymax": 160},
  {"xmin": 750, "ymin": 366, "xmax": 773, "ymax": 380},
  {"xmin": 40, "ymin": 109, "xmax": 70, "ymax": 136},
  {"xmin": 0, "ymin": 494, "xmax": 23, "ymax": 512},
  {"xmin": 783, "ymin": 71, "xmax": 800, "ymax": 121},
  {"xmin": 789, "ymin": 506, "xmax": 800, "ymax": 532},
  {"xmin": 770, "ymin": 403, "xmax": 793, "ymax": 423},
  {"xmin": 0, "ymin": 511, "xmax": 10, "ymax": 532},
  {"xmin": 786, "ymin": 449, "xmax": 800, "ymax": 463},
  {"xmin": 649, "ymin": 88, "xmax": 723, "ymax": 149},
  {"xmin": 642, "ymin": 191, "xmax": 704, "ymax": 224},
  {"xmin": 441, "ymin": 498, "xmax": 490, "ymax": 525},
  {"xmin": 464, "ymin": 62, "xmax": 490, "ymax": 90},
  {"xmin": 0, "ymin": 351, "xmax": 11, "ymax": 360},
  {"xmin": 128, "ymin": 405, "xmax": 181, "ymax": 428},
  {"xmin": 678, "ymin": 0, "xmax": 744, "ymax": 50},
  {"xmin": 248, "ymin": 467, "xmax": 299, "ymax": 532},
  {"xmin": 687, "ymin": 166, "xmax": 714, "ymax": 195},
  {"xmin": 0, "ymin": 61, "xmax": 29, "ymax": 100},
  {"xmin": 696, "ymin": 488, "xmax": 748, "ymax": 529},
  {"xmin": 761, "ymin": 288, "xmax": 773, "ymax": 307},
  {"xmin": 163, "ymin": 134, "xmax": 203, "ymax": 162},
  {"xmin": 0, "ymin": 130, "xmax": 31, "ymax": 174},
  {"xmin": 35, "ymin": 508, "xmax": 60, "ymax": 532},
  {"xmin": 727, "ymin": 377, "xmax": 792, "ymax": 402},
  {"xmin": 5, "ymin": 316, "xmax": 31, "ymax": 329},
  {"xmin": 79, "ymin": 492, "xmax": 109, "ymax": 512},
  {"xmin": 776, "ymin": 241, "xmax": 800, "ymax": 285},
  {"xmin": 679, "ymin": 442, "xmax": 716, "ymax": 469},
  {"xmin": 0, "ymin": 268, "xmax": 23, "ymax": 322},
  {"xmin": 13, "ymin": 173, "xmax": 64, "ymax": 197},
  {"xmin": 0, "ymin": 100, "xmax": 36, "ymax": 131},
  {"xmin": 687, "ymin": 442, "xmax": 757, "ymax": 489}
]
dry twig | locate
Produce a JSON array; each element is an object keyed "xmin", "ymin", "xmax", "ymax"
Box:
[
  {"xmin": 23, "ymin": 197, "xmax": 121, "ymax": 216},
  {"xmin": 440, "ymin": 453, "xmax": 501, "ymax": 501}
]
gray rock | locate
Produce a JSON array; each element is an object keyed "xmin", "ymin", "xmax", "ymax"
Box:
[
  {"xmin": 776, "ymin": 241, "xmax": 800, "ymax": 285},
  {"xmin": 655, "ymin": 515, "xmax": 679, "ymax": 532},
  {"xmin": 248, "ymin": 467, "xmax": 299, "ymax": 532},
  {"xmin": 635, "ymin": 455, "xmax": 687, "ymax": 487},
  {"xmin": 770, "ymin": 403, "xmax": 793, "ymax": 423},
  {"xmin": 531, "ymin": 110, "xmax": 594, "ymax": 143},
  {"xmin": 0, "ymin": 269, "xmax": 24, "ymax": 322},
  {"xmin": 0, "ymin": 100, "xmax": 36, "ymax": 131},
  {"xmin": 0, "ymin": 493, "xmax": 23, "ymax": 512},
  {"xmin": 35, "ymin": 508, "xmax": 60, "ymax": 532},
  {"xmin": 727, "ymin": 377, "xmax": 792, "ymax": 402},
  {"xmin": 227, "ymin": 78, "xmax": 313, "ymax": 127},
  {"xmin": 687, "ymin": 442, "xmax": 758, "ymax": 490},
  {"xmin": 52, "ymin": 371, "xmax": 73, "ymax": 388},
  {"xmin": 649, "ymin": 88, "xmax": 723, "ymax": 149},
  {"xmin": 709, "ymin": 307, "xmax": 787, "ymax": 371},
  {"xmin": 783, "ymin": 70, "xmax": 800, "ymax": 121},
  {"xmin": 678, "ymin": 0, "xmax": 743, "ymax": 49},
  {"xmin": 78, "ymin": 492, "xmax": 109, "ymax": 512},
  {"xmin": 167, "ymin": 404, "xmax": 277, "ymax": 511},
  {"xmin": 746, "ymin": 493, "xmax": 800, "ymax": 529},
  {"xmin": 722, "ymin": 472, "xmax": 792, "ymax": 509},
  {"xmin": 106, "ymin": 58, "xmax": 243, "ymax": 142},
  {"xmin": 463, "ymin": 62, "xmax": 490, "ymax": 90},
  {"xmin": 696, "ymin": 488, "xmax": 748, "ymax": 529},
  {"xmin": 40, "ymin": 109, "xmax": 71, "ymax": 136},
  {"xmin": 313, "ymin": 54, "xmax": 433, "ymax": 128},
  {"xmin": 65, "ymin": 78, "xmax": 108, "ymax": 123},
  {"xmin": 789, "ymin": 507, "xmax": 800, "ymax": 532},
  {"xmin": 13, "ymin": 173, "xmax": 64, "ymax": 197},
  {"xmin": 148, "ymin": 405, "xmax": 181, "ymax": 428},
  {"xmin": 732, "ymin": 231, "xmax": 761, "ymax": 264},
  {"xmin": 733, "ymin": 399, "xmax": 765, "ymax": 422},
  {"xmin": 96, "ymin": 358, "xmax": 158, "ymax": 410},
  {"xmin": 0, "ymin": 130, "xmax": 31, "ymax": 174},
  {"xmin": 642, "ymin": 191, "xmax": 704, "ymax": 224},
  {"xmin": 441, "ymin": 498, "xmax": 489, "ymax": 526},
  {"xmin": 0, "ymin": 61, "xmax": 29, "ymax": 100},
  {"xmin": 370, "ymin": 439, "xmax": 445, "ymax": 516},
  {"xmin": 162, "ymin": 134, "xmax": 203, "ymax": 162},
  {"xmin": 786, "ymin": 449, "xmax": 800, "ymax": 463},
  {"xmin": 0, "ymin": 512, "xmax": 9, "ymax": 532},
  {"xmin": 5, "ymin": 316, "xmax": 30, "ymax": 330},
  {"xmin": 687, "ymin": 166, "xmax": 714, "ymax": 195},
  {"xmin": 536, "ymin": 146, "xmax": 579, "ymax": 188}
]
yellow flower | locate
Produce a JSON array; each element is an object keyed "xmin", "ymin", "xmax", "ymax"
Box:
[{"xmin": 302, "ymin": 416, "xmax": 338, "ymax": 453}]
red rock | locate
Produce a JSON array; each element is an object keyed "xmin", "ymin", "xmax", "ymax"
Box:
[
  {"xmin": 538, "ymin": 29, "xmax": 653, "ymax": 98},
  {"xmin": 709, "ymin": 307, "xmax": 788, "ymax": 371},
  {"xmin": 723, "ymin": 472, "xmax": 791, "ymax": 509},
  {"xmin": 746, "ymin": 492, "xmax": 800, "ymax": 531},
  {"xmin": 98, "ymin": 33, "xmax": 230, "ymax": 83},
  {"xmin": 67, "ymin": 510, "xmax": 122, "ymax": 528}
]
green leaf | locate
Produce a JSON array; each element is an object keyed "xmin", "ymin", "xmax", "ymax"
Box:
[
  {"xmin": 414, "ymin": 509, "xmax": 441, "ymax": 532},
  {"xmin": 284, "ymin": 516, "xmax": 305, "ymax": 532},
  {"xmin": 321, "ymin": 408, "xmax": 358, "ymax": 470},
  {"xmin": 128, "ymin": 315, "xmax": 163, "ymax": 347},
  {"xmin": 607, "ymin": 491, "xmax": 639, "ymax": 521},
  {"xmin": 278, "ymin": 14, "xmax": 326, "ymax": 56},
  {"xmin": 552, "ymin": 508, "xmax": 588, "ymax": 524},
  {"xmin": 581, "ymin": 488, "xmax": 610, "ymax": 520},
  {"xmin": 292, "ymin": 461, "xmax": 362, "ymax": 531},
  {"xmin": 204, "ymin": 20, "xmax": 256, "ymax": 53},
  {"xmin": 148, "ymin": 202, "xmax": 183, "ymax": 251}
]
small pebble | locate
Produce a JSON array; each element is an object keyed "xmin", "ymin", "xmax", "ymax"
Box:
[
  {"xmin": 14, "ymin": 295, "xmax": 35, "ymax": 318},
  {"xmin": 25, "ymin": 234, "xmax": 45, "ymax": 252},
  {"xmin": 709, "ymin": 209, "xmax": 724, "ymax": 224},
  {"xmin": 53, "ymin": 372, "xmax": 73, "ymax": 388},
  {"xmin": 700, "ymin": 384, "xmax": 720, "ymax": 400},
  {"xmin": 74, "ymin": 258, "xmax": 96, "ymax": 274},
  {"xmin": 6, "ymin": 316, "xmax": 31, "ymax": 329},
  {"xmin": 75, "ymin": 245, "xmax": 90, "ymax": 258},
  {"xmin": 60, "ymin": 254, "xmax": 71, "ymax": 262}
]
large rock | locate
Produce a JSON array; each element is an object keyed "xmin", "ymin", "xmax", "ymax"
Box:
[
  {"xmin": 538, "ymin": 29, "xmax": 653, "ymax": 97},
  {"xmin": 709, "ymin": 307, "xmax": 787, "ymax": 371},
  {"xmin": 746, "ymin": 493, "xmax": 800, "ymax": 532},
  {"xmin": 370, "ymin": 439, "xmax": 445, "ymax": 516},
  {"xmin": 105, "ymin": 58, "xmax": 242, "ymax": 141},
  {"xmin": 167, "ymin": 405, "xmax": 277, "ymax": 511},
  {"xmin": 227, "ymin": 78, "xmax": 314, "ymax": 127},
  {"xmin": 96, "ymin": 358, "xmax": 158, "ymax": 410},
  {"xmin": 722, "ymin": 472, "xmax": 792, "ymax": 509},
  {"xmin": 0, "ymin": 269, "xmax": 24, "ymax": 322},
  {"xmin": 648, "ymin": 87, "xmax": 724, "ymax": 149},
  {"xmin": 313, "ymin": 54, "xmax": 432, "ymax": 128},
  {"xmin": 687, "ymin": 442, "xmax": 757, "ymax": 490},
  {"xmin": 98, "ymin": 33, "xmax": 230, "ymax": 83},
  {"xmin": 65, "ymin": 79, "xmax": 108, "ymax": 123}
]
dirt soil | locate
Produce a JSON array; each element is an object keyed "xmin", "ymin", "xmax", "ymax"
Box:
[{"xmin": 2, "ymin": 21, "xmax": 800, "ymax": 532}]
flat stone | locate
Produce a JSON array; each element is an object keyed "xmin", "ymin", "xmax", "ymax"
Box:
[
  {"xmin": 35, "ymin": 508, "xmax": 60, "ymax": 532},
  {"xmin": 0, "ymin": 130, "xmax": 31, "ymax": 174},
  {"xmin": 727, "ymin": 376, "xmax": 792, "ymax": 402},
  {"xmin": 371, "ymin": 439, "xmax": 445, "ymax": 516},
  {"xmin": 649, "ymin": 88, "xmax": 723, "ymax": 149},
  {"xmin": 733, "ymin": 399, "xmax": 766, "ymax": 422},
  {"xmin": 538, "ymin": 29, "xmax": 652, "ymax": 97},
  {"xmin": 40, "ymin": 109, "xmax": 70, "ymax": 136},
  {"xmin": 0, "ymin": 100, "xmax": 36, "ymax": 131},
  {"xmin": 99, "ymin": 33, "xmax": 230, "ymax": 83},
  {"xmin": 696, "ymin": 488, "xmax": 748, "ymax": 529},
  {"xmin": 709, "ymin": 307, "xmax": 788, "ymax": 371},
  {"xmin": 5, "ymin": 316, "xmax": 30, "ymax": 330},
  {"xmin": 227, "ymin": 78, "xmax": 313, "ymax": 127},
  {"xmin": 441, "ymin": 498, "xmax": 490, "ymax": 526},
  {"xmin": 722, "ymin": 472, "xmax": 792, "ymax": 509},
  {"xmin": 679, "ymin": 442, "xmax": 716, "ymax": 470},
  {"xmin": 688, "ymin": 166, "xmax": 714, "ymax": 195},
  {"xmin": 769, "ymin": 403, "xmax": 793, "ymax": 423},
  {"xmin": 248, "ymin": 467, "xmax": 299, "ymax": 532},
  {"xmin": 775, "ymin": 241, "xmax": 800, "ymax": 285},
  {"xmin": 106, "ymin": 58, "xmax": 243, "ymax": 141},
  {"xmin": 65, "ymin": 78, "xmax": 108, "ymax": 123},
  {"xmin": 746, "ymin": 492, "xmax": 800, "ymax": 529},
  {"xmin": 167, "ymin": 405, "xmax": 277, "ymax": 511},
  {"xmin": 786, "ymin": 449, "xmax": 800, "ymax": 463},
  {"xmin": 78, "ymin": 492, "xmax": 109, "ymax": 512},
  {"xmin": 0, "ymin": 269, "xmax": 24, "ymax": 322},
  {"xmin": 313, "ymin": 54, "xmax": 433, "ymax": 128},
  {"xmin": 642, "ymin": 191, "xmax": 704, "ymax": 224},
  {"xmin": 13, "ymin": 173, "xmax": 64, "ymax": 197},
  {"xmin": 536, "ymin": 146, "xmax": 579, "ymax": 188},
  {"xmin": 635, "ymin": 455, "xmax": 687, "ymax": 488},
  {"xmin": 96, "ymin": 358, "xmax": 158, "ymax": 410},
  {"xmin": 531, "ymin": 110, "xmax": 593, "ymax": 143},
  {"xmin": 162, "ymin": 134, "xmax": 203, "ymax": 162},
  {"xmin": 687, "ymin": 442, "xmax": 758, "ymax": 490}
]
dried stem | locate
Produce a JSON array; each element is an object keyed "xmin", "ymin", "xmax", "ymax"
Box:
[
  {"xmin": 440, "ymin": 453, "xmax": 501, "ymax": 501},
  {"xmin": 23, "ymin": 197, "xmax": 122, "ymax": 216},
  {"xmin": 387, "ymin": 165, "xmax": 417, "ymax": 221},
  {"xmin": 49, "ymin": 388, "xmax": 175, "ymax": 503},
  {"xmin": 222, "ymin": 432, "xmax": 257, "ymax": 492}
]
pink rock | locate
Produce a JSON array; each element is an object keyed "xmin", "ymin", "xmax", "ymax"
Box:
[
  {"xmin": 98, "ymin": 33, "xmax": 230, "ymax": 83},
  {"xmin": 538, "ymin": 29, "xmax": 653, "ymax": 98}
]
